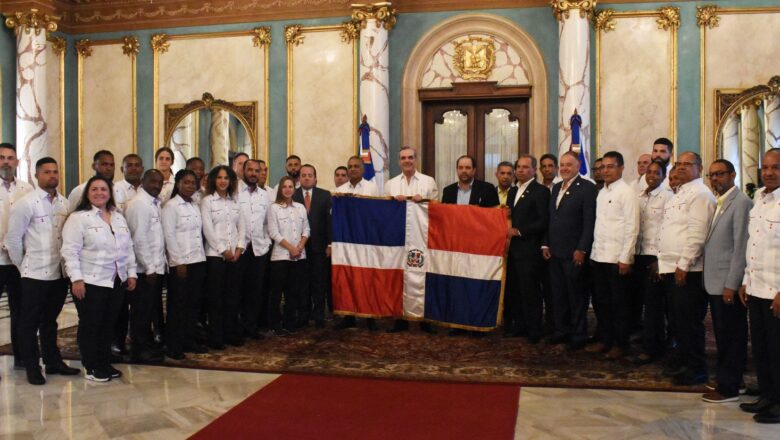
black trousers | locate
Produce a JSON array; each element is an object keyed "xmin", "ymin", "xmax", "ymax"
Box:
[
  {"xmin": 130, "ymin": 273, "xmax": 161, "ymax": 351},
  {"xmin": 709, "ymin": 294, "xmax": 747, "ymax": 396},
  {"xmin": 635, "ymin": 255, "xmax": 668, "ymax": 357},
  {"xmin": 508, "ymin": 253, "xmax": 543, "ymax": 339},
  {"xmin": 549, "ymin": 256, "xmax": 589, "ymax": 345},
  {"xmin": 0, "ymin": 265, "xmax": 22, "ymax": 362},
  {"xmin": 540, "ymin": 258, "xmax": 554, "ymax": 331},
  {"xmin": 18, "ymin": 278, "xmax": 67, "ymax": 368},
  {"xmin": 302, "ymin": 252, "xmax": 327, "ymax": 324},
  {"xmin": 237, "ymin": 246, "xmax": 269, "ymax": 335},
  {"xmin": 748, "ymin": 296, "xmax": 780, "ymax": 402},
  {"xmin": 113, "ymin": 290, "xmax": 130, "ymax": 346},
  {"xmin": 167, "ymin": 262, "xmax": 207, "ymax": 352},
  {"xmin": 268, "ymin": 259, "xmax": 305, "ymax": 331},
  {"xmin": 663, "ymin": 272, "xmax": 708, "ymax": 375},
  {"xmin": 206, "ymin": 257, "xmax": 241, "ymax": 344},
  {"xmin": 591, "ymin": 262, "xmax": 631, "ymax": 349},
  {"xmin": 74, "ymin": 279, "xmax": 125, "ymax": 371}
]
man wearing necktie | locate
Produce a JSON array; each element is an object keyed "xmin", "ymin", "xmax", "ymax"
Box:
[{"xmin": 293, "ymin": 164, "xmax": 332, "ymax": 328}]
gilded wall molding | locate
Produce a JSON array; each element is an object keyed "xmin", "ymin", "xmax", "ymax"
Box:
[
  {"xmin": 252, "ymin": 26, "xmax": 271, "ymax": 48},
  {"xmin": 75, "ymin": 39, "xmax": 92, "ymax": 58},
  {"xmin": 4, "ymin": 8, "xmax": 58, "ymax": 36},
  {"xmin": 285, "ymin": 25, "xmax": 305, "ymax": 46},
  {"xmin": 656, "ymin": 6, "xmax": 680, "ymax": 31},
  {"xmin": 163, "ymin": 93, "xmax": 258, "ymax": 152},
  {"xmin": 122, "ymin": 36, "xmax": 139, "ymax": 57},
  {"xmin": 340, "ymin": 20, "xmax": 360, "ymax": 43},
  {"xmin": 150, "ymin": 33, "xmax": 170, "ymax": 54},
  {"xmin": 593, "ymin": 9, "xmax": 615, "ymax": 32},
  {"xmin": 696, "ymin": 5, "xmax": 720, "ymax": 29},
  {"xmin": 551, "ymin": 0, "xmax": 597, "ymax": 22},
  {"xmin": 47, "ymin": 35, "xmax": 66, "ymax": 56},
  {"xmin": 351, "ymin": 2, "xmax": 397, "ymax": 30}
]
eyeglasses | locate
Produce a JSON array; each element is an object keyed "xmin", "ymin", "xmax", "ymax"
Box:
[
  {"xmin": 706, "ymin": 171, "xmax": 730, "ymax": 178},
  {"xmin": 593, "ymin": 166, "xmax": 605, "ymax": 171},
  {"xmin": 674, "ymin": 161, "xmax": 697, "ymax": 168}
]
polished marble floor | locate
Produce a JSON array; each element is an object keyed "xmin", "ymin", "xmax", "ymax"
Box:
[{"xmin": 0, "ymin": 305, "xmax": 776, "ymax": 439}]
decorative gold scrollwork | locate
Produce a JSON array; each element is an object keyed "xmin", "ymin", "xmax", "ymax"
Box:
[
  {"xmin": 252, "ymin": 27, "xmax": 271, "ymax": 48},
  {"xmin": 150, "ymin": 33, "xmax": 170, "ymax": 53},
  {"xmin": 4, "ymin": 8, "xmax": 59, "ymax": 36},
  {"xmin": 656, "ymin": 7, "xmax": 681, "ymax": 31},
  {"xmin": 75, "ymin": 39, "xmax": 92, "ymax": 58},
  {"xmin": 453, "ymin": 36, "xmax": 496, "ymax": 81},
  {"xmin": 696, "ymin": 5, "xmax": 720, "ymax": 29},
  {"xmin": 47, "ymin": 35, "xmax": 67, "ymax": 56},
  {"xmin": 551, "ymin": 0, "xmax": 597, "ymax": 22},
  {"xmin": 284, "ymin": 25, "xmax": 304, "ymax": 46},
  {"xmin": 351, "ymin": 2, "xmax": 397, "ymax": 30},
  {"xmin": 592, "ymin": 9, "xmax": 615, "ymax": 32},
  {"xmin": 340, "ymin": 20, "xmax": 361, "ymax": 43},
  {"xmin": 122, "ymin": 36, "xmax": 140, "ymax": 57}
]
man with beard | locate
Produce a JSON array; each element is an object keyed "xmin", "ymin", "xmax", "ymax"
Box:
[
  {"xmin": 441, "ymin": 155, "xmax": 499, "ymax": 207},
  {"xmin": 637, "ymin": 138, "xmax": 674, "ymax": 191},
  {"xmin": 67, "ymin": 150, "xmax": 124, "ymax": 213},
  {"xmin": 275, "ymin": 155, "xmax": 302, "ymax": 192},
  {"xmin": 5, "ymin": 157, "xmax": 79, "ymax": 384},
  {"xmin": 0, "ymin": 143, "xmax": 34, "ymax": 371},
  {"xmin": 592, "ymin": 158, "xmax": 605, "ymax": 191},
  {"xmin": 125, "ymin": 170, "xmax": 167, "ymax": 362}
]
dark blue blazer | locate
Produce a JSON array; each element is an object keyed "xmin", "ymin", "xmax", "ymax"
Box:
[
  {"xmin": 507, "ymin": 180, "xmax": 549, "ymax": 259},
  {"xmin": 543, "ymin": 176, "xmax": 597, "ymax": 259}
]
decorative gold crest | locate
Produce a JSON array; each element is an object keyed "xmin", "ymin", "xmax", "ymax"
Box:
[
  {"xmin": 696, "ymin": 5, "xmax": 720, "ymax": 29},
  {"xmin": 47, "ymin": 35, "xmax": 67, "ymax": 56},
  {"xmin": 340, "ymin": 20, "xmax": 360, "ymax": 43},
  {"xmin": 453, "ymin": 36, "xmax": 496, "ymax": 81},
  {"xmin": 150, "ymin": 33, "xmax": 170, "ymax": 53},
  {"xmin": 656, "ymin": 6, "xmax": 680, "ymax": 31},
  {"xmin": 252, "ymin": 27, "xmax": 271, "ymax": 48},
  {"xmin": 122, "ymin": 36, "xmax": 140, "ymax": 57}
]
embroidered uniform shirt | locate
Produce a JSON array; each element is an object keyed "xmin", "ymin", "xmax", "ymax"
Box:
[
  {"xmin": 335, "ymin": 179, "xmax": 379, "ymax": 196},
  {"xmin": 637, "ymin": 184, "xmax": 673, "ymax": 256},
  {"xmin": 0, "ymin": 179, "xmax": 34, "ymax": 265},
  {"xmin": 267, "ymin": 202, "xmax": 310, "ymax": 262},
  {"xmin": 67, "ymin": 181, "xmax": 126, "ymax": 214},
  {"xmin": 743, "ymin": 187, "xmax": 780, "ymax": 300},
  {"xmin": 161, "ymin": 194, "xmax": 206, "ymax": 267},
  {"xmin": 114, "ymin": 179, "xmax": 141, "ymax": 213},
  {"xmin": 200, "ymin": 193, "xmax": 246, "ymax": 258},
  {"xmin": 125, "ymin": 188, "xmax": 166, "ymax": 275},
  {"xmin": 591, "ymin": 178, "xmax": 640, "ymax": 265},
  {"xmin": 238, "ymin": 184, "xmax": 272, "ymax": 256}
]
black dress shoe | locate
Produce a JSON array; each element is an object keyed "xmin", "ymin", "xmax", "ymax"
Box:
[
  {"xmin": 547, "ymin": 334, "xmax": 569, "ymax": 345},
  {"xmin": 131, "ymin": 349, "xmax": 165, "ymax": 363},
  {"xmin": 744, "ymin": 386, "xmax": 761, "ymax": 397},
  {"xmin": 26, "ymin": 367, "xmax": 46, "ymax": 385},
  {"xmin": 366, "ymin": 319, "xmax": 378, "ymax": 331},
  {"xmin": 420, "ymin": 322, "xmax": 436, "ymax": 334},
  {"xmin": 740, "ymin": 397, "xmax": 775, "ymax": 414},
  {"xmin": 104, "ymin": 365, "xmax": 123, "ymax": 379},
  {"xmin": 754, "ymin": 403, "xmax": 780, "ymax": 423},
  {"xmin": 165, "ymin": 350, "xmax": 186, "ymax": 360},
  {"xmin": 567, "ymin": 341, "xmax": 586, "ymax": 352},
  {"xmin": 45, "ymin": 361, "xmax": 80, "ymax": 376}
]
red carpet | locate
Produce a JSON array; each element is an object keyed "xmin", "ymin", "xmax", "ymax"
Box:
[{"xmin": 191, "ymin": 374, "xmax": 520, "ymax": 440}]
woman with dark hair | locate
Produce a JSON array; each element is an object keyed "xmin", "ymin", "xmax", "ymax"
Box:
[
  {"xmin": 155, "ymin": 147, "xmax": 176, "ymax": 203},
  {"xmin": 61, "ymin": 176, "xmax": 137, "ymax": 382},
  {"xmin": 201, "ymin": 165, "xmax": 246, "ymax": 348},
  {"xmin": 267, "ymin": 176, "xmax": 309, "ymax": 336},
  {"xmin": 162, "ymin": 170, "xmax": 208, "ymax": 358}
]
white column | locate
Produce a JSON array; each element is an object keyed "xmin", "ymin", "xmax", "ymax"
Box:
[
  {"xmin": 739, "ymin": 103, "xmax": 760, "ymax": 187},
  {"xmin": 721, "ymin": 114, "xmax": 740, "ymax": 189},
  {"xmin": 210, "ymin": 108, "xmax": 230, "ymax": 167},
  {"xmin": 5, "ymin": 9, "xmax": 58, "ymax": 183},
  {"xmin": 764, "ymin": 95, "xmax": 780, "ymax": 151},
  {"xmin": 552, "ymin": 1, "xmax": 595, "ymax": 167},
  {"xmin": 352, "ymin": 2, "xmax": 396, "ymax": 193}
]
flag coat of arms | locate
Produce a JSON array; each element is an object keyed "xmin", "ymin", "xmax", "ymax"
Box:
[{"xmin": 331, "ymin": 196, "xmax": 507, "ymax": 330}]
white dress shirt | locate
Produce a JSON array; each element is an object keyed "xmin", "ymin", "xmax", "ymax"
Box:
[
  {"xmin": 657, "ymin": 177, "xmax": 716, "ymax": 274},
  {"xmin": 513, "ymin": 178, "xmax": 533, "ymax": 206},
  {"xmin": 114, "ymin": 179, "xmax": 141, "ymax": 213},
  {"xmin": 538, "ymin": 175, "xmax": 562, "ymax": 192},
  {"xmin": 0, "ymin": 178, "xmax": 34, "ymax": 265},
  {"xmin": 200, "ymin": 193, "xmax": 246, "ymax": 258},
  {"xmin": 192, "ymin": 188, "xmax": 205, "ymax": 206},
  {"xmin": 61, "ymin": 206, "xmax": 137, "ymax": 288},
  {"xmin": 159, "ymin": 173, "xmax": 175, "ymax": 204},
  {"xmin": 384, "ymin": 171, "xmax": 438, "ymax": 199},
  {"xmin": 555, "ymin": 177, "xmax": 577, "ymax": 208},
  {"xmin": 162, "ymin": 194, "xmax": 206, "ymax": 266},
  {"xmin": 125, "ymin": 188, "xmax": 166, "ymax": 275},
  {"xmin": 67, "ymin": 180, "xmax": 126, "ymax": 213},
  {"xmin": 336, "ymin": 178, "xmax": 379, "ymax": 196},
  {"xmin": 238, "ymin": 184, "xmax": 272, "ymax": 256},
  {"xmin": 4, "ymin": 188, "xmax": 68, "ymax": 280},
  {"xmin": 591, "ymin": 178, "xmax": 640, "ymax": 265},
  {"xmin": 743, "ymin": 187, "xmax": 780, "ymax": 300},
  {"xmin": 636, "ymin": 184, "xmax": 673, "ymax": 256},
  {"xmin": 267, "ymin": 202, "xmax": 310, "ymax": 262}
]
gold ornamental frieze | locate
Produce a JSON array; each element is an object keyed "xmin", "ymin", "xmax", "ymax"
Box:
[
  {"xmin": 340, "ymin": 20, "xmax": 361, "ymax": 43},
  {"xmin": 75, "ymin": 39, "xmax": 93, "ymax": 58},
  {"xmin": 551, "ymin": 0, "xmax": 597, "ymax": 22},
  {"xmin": 350, "ymin": 2, "xmax": 397, "ymax": 30},
  {"xmin": 656, "ymin": 7, "xmax": 681, "ymax": 31},
  {"xmin": 47, "ymin": 35, "xmax": 67, "ymax": 56},
  {"xmin": 4, "ymin": 8, "xmax": 59, "ymax": 36},
  {"xmin": 592, "ymin": 9, "xmax": 615, "ymax": 32},
  {"xmin": 453, "ymin": 36, "xmax": 496, "ymax": 81}
]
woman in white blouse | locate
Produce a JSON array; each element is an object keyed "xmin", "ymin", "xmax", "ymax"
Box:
[
  {"xmin": 155, "ymin": 147, "xmax": 176, "ymax": 203},
  {"xmin": 162, "ymin": 169, "xmax": 208, "ymax": 358},
  {"xmin": 201, "ymin": 165, "xmax": 246, "ymax": 348},
  {"xmin": 267, "ymin": 176, "xmax": 310, "ymax": 336},
  {"xmin": 61, "ymin": 176, "xmax": 137, "ymax": 382}
]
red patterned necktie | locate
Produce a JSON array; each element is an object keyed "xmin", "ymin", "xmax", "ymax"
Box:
[{"xmin": 304, "ymin": 191, "xmax": 311, "ymax": 214}]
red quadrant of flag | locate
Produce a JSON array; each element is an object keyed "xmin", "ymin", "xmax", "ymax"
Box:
[
  {"xmin": 427, "ymin": 204, "xmax": 507, "ymax": 256},
  {"xmin": 332, "ymin": 265, "xmax": 404, "ymax": 316}
]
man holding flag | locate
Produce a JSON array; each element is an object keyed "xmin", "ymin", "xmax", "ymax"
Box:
[{"xmin": 358, "ymin": 115, "xmax": 376, "ymax": 182}]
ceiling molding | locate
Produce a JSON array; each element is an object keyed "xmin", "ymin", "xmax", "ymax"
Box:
[{"xmin": 1, "ymin": 0, "xmax": 701, "ymax": 34}]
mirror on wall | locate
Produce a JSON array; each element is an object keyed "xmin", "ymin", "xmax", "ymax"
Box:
[
  {"xmin": 715, "ymin": 76, "xmax": 780, "ymax": 195},
  {"xmin": 164, "ymin": 93, "xmax": 257, "ymax": 173}
]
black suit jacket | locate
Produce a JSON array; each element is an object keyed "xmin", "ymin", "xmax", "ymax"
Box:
[
  {"xmin": 293, "ymin": 186, "xmax": 332, "ymax": 254},
  {"xmin": 507, "ymin": 180, "xmax": 549, "ymax": 259},
  {"xmin": 441, "ymin": 179, "xmax": 500, "ymax": 207},
  {"xmin": 543, "ymin": 176, "xmax": 597, "ymax": 259}
]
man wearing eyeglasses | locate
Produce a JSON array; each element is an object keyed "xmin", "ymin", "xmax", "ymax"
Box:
[
  {"xmin": 657, "ymin": 151, "xmax": 716, "ymax": 386},
  {"xmin": 701, "ymin": 159, "xmax": 751, "ymax": 403},
  {"xmin": 739, "ymin": 148, "xmax": 780, "ymax": 423}
]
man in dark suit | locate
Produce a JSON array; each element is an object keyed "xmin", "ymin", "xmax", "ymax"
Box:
[
  {"xmin": 542, "ymin": 151, "xmax": 597, "ymax": 350},
  {"xmin": 441, "ymin": 155, "xmax": 500, "ymax": 207},
  {"xmin": 505, "ymin": 155, "xmax": 549, "ymax": 342},
  {"xmin": 293, "ymin": 164, "xmax": 332, "ymax": 328}
]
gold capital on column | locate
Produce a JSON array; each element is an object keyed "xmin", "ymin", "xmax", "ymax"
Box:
[
  {"xmin": 656, "ymin": 7, "xmax": 681, "ymax": 31},
  {"xmin": 551, "ymin": 0, "xmax": 597, "ymax": 22},
  {"xmin": 122, "ymin": 36, "xmax": 140, "ymax": 57},
  {"xmin": 47, "ymin": 35, "xmax": 66, "ymax": 56},
  {"xmin": 284, "ymin": 25, "xmax": 304, "ymax": 47},
  {"xmin": 150, "ymin": 33, "xmax": 170, "ymax": 54},
  {"xmin": 252, "ymin": 27, "xmax": 272, "ymax": 48},
  {"xmin": 75, "ymin": 39, "xmax": 92, "ymax": 58},
  {"xmin": 351, "ymin": 2, "xmax": 397, "ymax": 30},
  {"xmin": 4, "ymin": 8, "xmax": 59, "ymax": 36},
  {"xmin": 696, "ymin": 5, "xmax": 720, "ymax": 29},
  {"xmin": 592, "ymin": 9, "xmax": 615, "ymax": 32}
]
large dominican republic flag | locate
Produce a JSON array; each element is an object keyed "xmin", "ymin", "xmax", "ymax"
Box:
[{"xmin": 331, "ymin": 196, "xmax": 507, "ymax": 330}]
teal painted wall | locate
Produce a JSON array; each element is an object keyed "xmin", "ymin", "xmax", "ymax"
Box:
[{"xmin": 2, "ymin": 0, "xmax": 780, "ymax": 190}]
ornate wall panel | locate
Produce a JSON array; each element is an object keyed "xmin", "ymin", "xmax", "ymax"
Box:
[
  {"xmin": 420, "ymin": 33, "xmax": 531, "ymax": 88},
  {"xmin": 77, "ymin": 39, "xmax": 136, "ymax": 182},
  {"xmin": 153, "ymin": 30, "xmax": 269, "ymax": 161},
  {"xmin": 700, "ymin": 6, "xmax": 780, "ymax": 167},
  {"xmin": 595, "ymin": 8, "xmax": 678, "ymax": 183},
  {"xmin": 287, "ymin": 25, "xmax": 357, "ymax": 191}
]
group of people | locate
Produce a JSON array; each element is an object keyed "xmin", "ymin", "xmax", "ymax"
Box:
[{"xmin": 0, "ymin": 138, "xmax": 778, "ymax": 424}]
